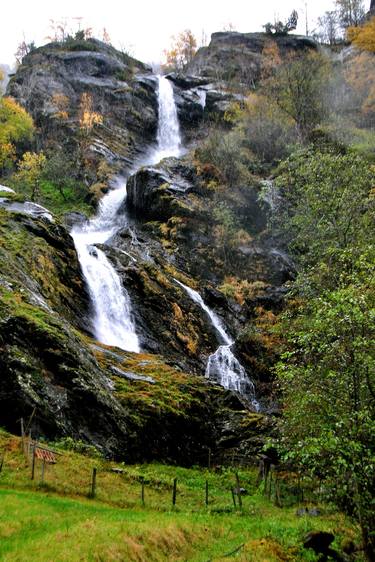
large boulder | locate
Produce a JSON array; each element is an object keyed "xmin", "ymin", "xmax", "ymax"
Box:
[{"xmin": 126, "ymin": 157, "xmax": 199, "ymax": 220}]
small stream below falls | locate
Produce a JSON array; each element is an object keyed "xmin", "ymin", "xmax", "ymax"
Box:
[{"xmin": 72, "ymin": 74, "xmax": 257, "ymax": 403}]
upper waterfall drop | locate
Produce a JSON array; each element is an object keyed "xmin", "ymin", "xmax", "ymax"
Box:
[
  {"xmin": 149, "ymin": 76, "xmax": 181, "ymax": 163},
  {"xmin": 71, "ymin": 73, "xmax": 183, "ymax": 353}
]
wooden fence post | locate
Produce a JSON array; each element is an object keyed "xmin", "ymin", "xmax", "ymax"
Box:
[
  {"xmin": 231, "ymin": 487, "xmax": 237, "ymax": 508},
  {"xmin": 235, "ymin": 472, "xmax": 243, "ymax": 510},
  {"xmin": 90, "ymin": 467, "xmax": 97, "ymax": 497},
  {"xmin": 20, "ymin": 418, "xmax": 25, "ymax": 455},
  {"xmin": 275, "ymin": 474, "xmax": 282, "ymax": 507},
  {"xmin": 41, "ymin": 459, "xmax": 46, "ymax": 484},
  {"xmin": 31, "ymin": 443, "xmax": 36, "ymax": 481},
  {"xmin": 140, "ymin": 477, "xmax": 145, "ymax": 505},
  {"xmin": 267, "ymin": 468, "xmax": 273, "ymax": 500},
  {"xmin": 172, "ymin": 478, "xmax": 177, "ymax": 507}
]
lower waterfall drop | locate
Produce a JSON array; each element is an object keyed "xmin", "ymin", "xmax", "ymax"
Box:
[{"xmin": 174, "ymin": 280, "xmax": 258, "ymax": 406}]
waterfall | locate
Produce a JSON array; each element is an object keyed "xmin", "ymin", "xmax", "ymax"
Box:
[
  {"xmin": 72, "ymin": 74, "xmax": 181, "ymax": 352},
  {"xmin": 71, "ymin": 180, "xmax": 140, "ymax": 353},
  {"xmin": 174, "ymin": 280, "xmax": 258, "ymax": 406},
  {"xmin": 156, "ymin": 76, "xmax": 181, "ymax": 157}
]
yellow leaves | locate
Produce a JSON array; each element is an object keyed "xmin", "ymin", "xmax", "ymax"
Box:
[
  {"xmin": 17, "ymin": 151, "xmax": 46, "ymax": 175},
  {"xmin": 0, "ymin": 97, "xmax": 34, "ymax": 170},
  {"xmin": 78, "ymin": 93, "xmax": 103, "ymax": 133},
  {"xmin": 347, "ymin": 16, "xmax": 375, "ymax": 52},
  {"xmin": 163, "ymin": 30, "xmax": 197, "ymax": 71},
  {"xmin": 261, "ymin": 40, "xmax": 281, "ymax": 80},
  {"xmin": 172, "ymin": 302, "xmax": 183, "ymax": 321},
  {"xmin": 51, "ymin": 93, "xmax": 69, "ymax": 120},
  {"xmin": 0, "ymin": 142, "xmax": 15, "ymax": 168},
  {"xmin": 14, "ymin": 151, "xmax": 46, "ymax": 200},
  {"xmin": 80, "ymin": 110, "xmax": 103, "ymax": 131},
  {"xmin": 345, "ymin": 52, "xmax": 375, "ymax": 121},
  {"xmin": 219, "ymin": 277, "xmax": 268, "ymax": 305}
]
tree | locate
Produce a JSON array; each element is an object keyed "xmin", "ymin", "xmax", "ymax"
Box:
[
  {"xmin": 0, "ymin": 97, "xmax": 34, "ymax": 171},
  {"xmin": 15, "ymin": 40, "xmax": 36, "ymax": 66},
  {"xmin": 276, "ymin": 278, "xmax": 375, "ymax": 561},
  {"xmin": 345, "ymin": 51, "xmax": 375, "ymax": 127},
  {"xmin": 317, "ymin": 11, "xmax": 339, "ymax": 44},
  {"xmin": 42, "ymin": 150, "xmax": 79, "ymax": 201},
  {"xmin": 163, "ymin": 30, "xmax": 197, "ymax": 71},
  {"xmin": 335, "ymin": 0, "xmax": 365, "ymax": 28},
  {"xmin": 262, "ymin": 51, "xmax": 330, "ymax": 141},
  {"xmin": 347, "ymin": 15, "xmax": 375, "ymax": 51},
  {"xmin": 275, "ymin": 149, "xmax": 374, "ymax": 279},
  {"xmin": 239, "ymin": 93, "xmax": 297, "ymax": 162},
  {"xmin": 14, "ymin": 151, "xmax": 47, "ymax": 201},
  {"xmin": 274, "ymin": 148, "xmax": 375, "ymax": 560},
  {"xmin": 102, "ymin": 27, "xmax": 111, "ymax": 44},
  {"xmin": 263, "ymin": 10, "xmax": 299, "ymax": 35},
  {"xmin": 78, "ymin": 92, "xmax": 103, "ymax": 134}
]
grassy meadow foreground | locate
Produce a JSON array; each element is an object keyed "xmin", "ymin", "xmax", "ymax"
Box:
[{"xmin": 0, "ymin": 429, "xmax": 361, "ymax": 561}]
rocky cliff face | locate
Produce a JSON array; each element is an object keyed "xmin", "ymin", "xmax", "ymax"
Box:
[
  {"xmin": 7, "ymin": 39, "xmax": 159, "ymax": 197},
  {"xmin": 0, "ymin": 189, "xmax": 268, "ymax": 462},
  {"xmin": 0, "ymin": 33, "xmax": 297, "ymax": 462}
]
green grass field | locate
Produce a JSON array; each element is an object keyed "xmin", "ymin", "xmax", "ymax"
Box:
[{"xmin": 0, "ymin": 430, "xmax": 362, "ymax": 561}]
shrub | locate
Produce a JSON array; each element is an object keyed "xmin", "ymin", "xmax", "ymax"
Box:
[{"xmin": 195, "ymin": 129, "xmax": 254, "ymax": 187}]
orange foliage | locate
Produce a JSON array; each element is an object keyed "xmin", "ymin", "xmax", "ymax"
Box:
[
  {"xmin": 261, "ymin": 40, "xmax": 281, "ymax": 80},
  {"xmin": 347, "ymin": 16, "xmax": 375, "ymax": 52},
  {"xmin": 345, "ymin": 52, "xmax": 375, "ymax": 122},
  {"xmin": 78, "ymin": 93, "xmax": 103, "ymax": 133}
]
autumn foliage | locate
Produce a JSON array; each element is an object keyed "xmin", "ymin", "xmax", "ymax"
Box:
[
  {"xmin": 0, "ymin": 97, "xmax": 34, "ymax": 170},
  {"xmin": 347, "ymin": 15, "xmax": 375, "ymax": 51},
  {"xmin": 163, "ymin": 30, "xmax": 197, "ymax": 71}
]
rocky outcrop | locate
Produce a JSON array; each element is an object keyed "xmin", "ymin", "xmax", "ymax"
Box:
[
  {"xmin": 185, "ymin": 32, "xmax": 317, "ymax": 87},
  {"xmin": 7, "ymin": 39, "xmax": 159, "ymax": 192},
  {"xmin": 123, "ymin": 156, "xmax": 293, "ymax": 287},
  {"xmin": 126, "ymin": 156, "xmax": 199, "ymax": 220}
]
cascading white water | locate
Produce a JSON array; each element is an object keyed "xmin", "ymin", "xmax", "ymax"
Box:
[
  {"xmin": 151, "ymin": 75, "xmax": 181, "ymax": 163},
  {"xmin": 174, "ymin": 280, "xmax": 258, "ymax": 405},
  {"xmin": 174, "ymin": 280, "xmax": 230, "ymax": 345},
  {"xmin": 72, "ymin": 183, "xmax": 140, "ymax": 352},
  {"xmin": 72, "ymin": 75, "xmax": 181, "ymax": 352}
]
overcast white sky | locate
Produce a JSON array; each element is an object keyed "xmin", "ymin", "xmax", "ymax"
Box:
[{"xmin": 1, "ymin": 0, "xmax": 371, "ymax": 66}]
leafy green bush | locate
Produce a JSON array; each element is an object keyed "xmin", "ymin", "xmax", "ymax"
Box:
[{"xmin": 195, "ymin": 129, "xmax": 254, "ymax": 187}]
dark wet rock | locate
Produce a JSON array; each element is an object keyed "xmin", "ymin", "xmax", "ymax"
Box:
[
  {"xmin": 62, "ymin": 211, "xmax": 89, "ymax": 229},
  {"xmin": 297, "ymin": 507, "xmax": 322, "ymax": 517},
  {"xmin": 303, "ymin": 531, "xmax": 345, "ymax": 561},
  {"xmin": 233, "ymin": 487, "xmax": 248, "ymax": 495},
  {"xmin": 126, "ymin": 156, "xmax": 198, "ymax": 220},
  {"xmin": 0, "ymin": 207, "xmax": 90, "ymax": 330},
  {"xmin": 0, "ymin": 184, "xmax": 15, "ymax": 193},
  {"xmin": 166, "ymin": 73, "xmax": 211, "ymax": 89}
]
